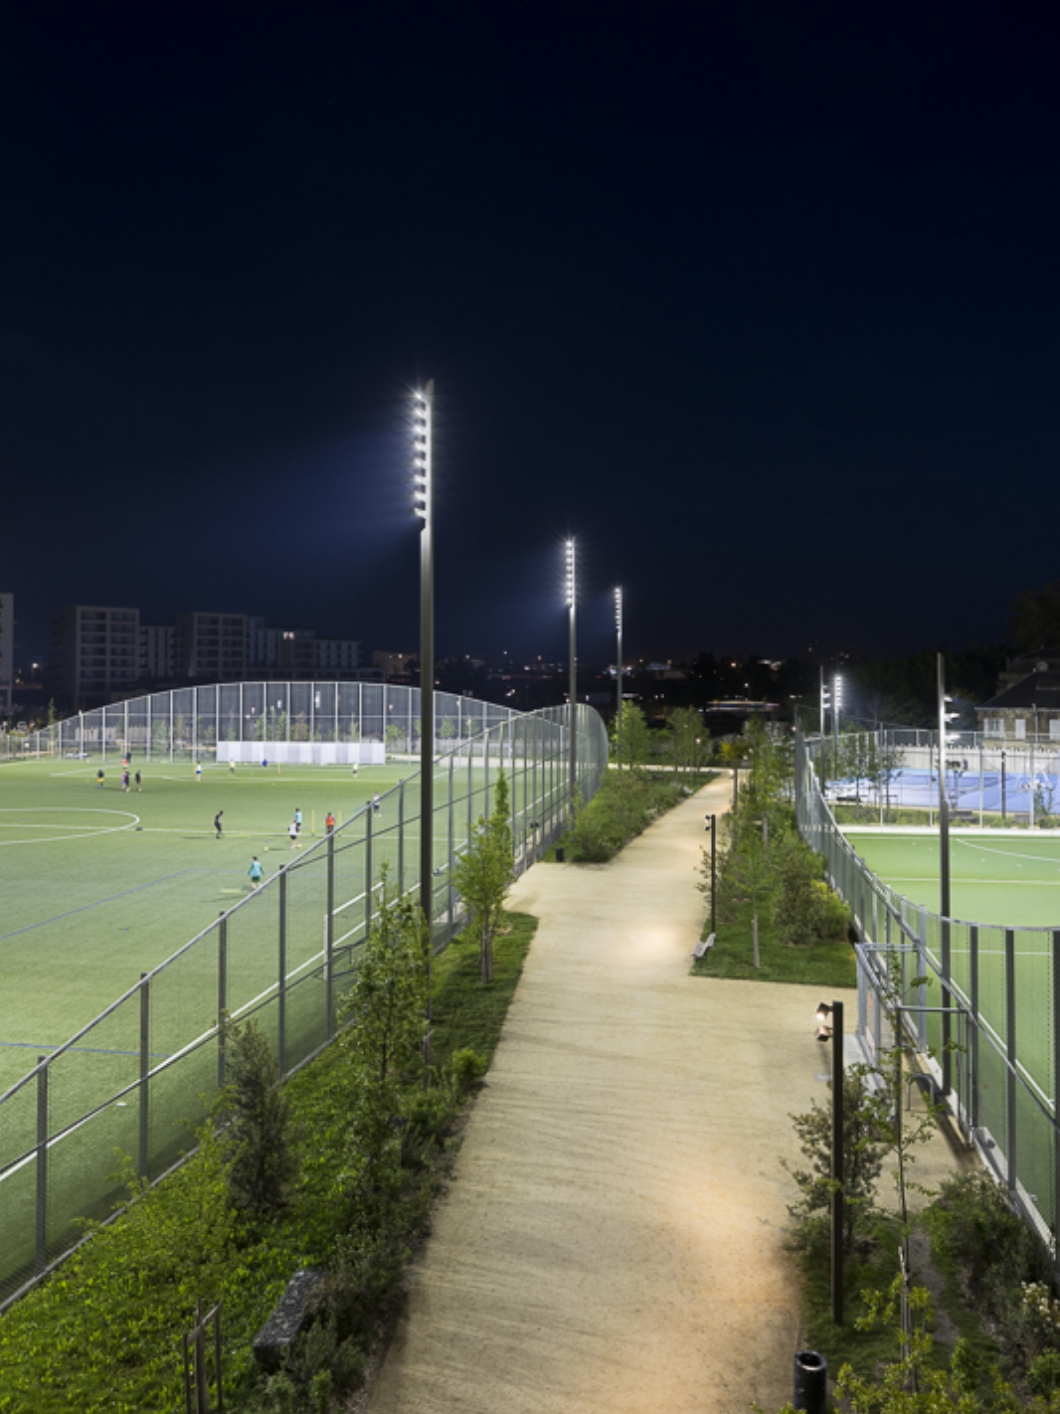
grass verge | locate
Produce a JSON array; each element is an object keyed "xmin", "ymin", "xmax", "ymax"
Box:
[{"xmin": 693, "ymin": 893, "xmax": 856, "ymax": 987}]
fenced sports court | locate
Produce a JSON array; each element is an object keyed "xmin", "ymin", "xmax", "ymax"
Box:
[
  {"xmin": 0, "ymin": 687, "xmax": 609, "ymax": 1309},
  {"xmin": 819, "ymin": 728, "xmax": 1060, "ymax": 823},
  {"xmin": 796, "ymin": 728, "xmax": 1060, "ymax": 1267}
]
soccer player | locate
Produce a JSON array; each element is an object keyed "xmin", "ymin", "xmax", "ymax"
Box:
[
  {"xmin": 195, "ymin": 762, "xmax": 203, "ymax": 782},
  {"xmin": 247, "ymin": 856, "xmax": 264, "ymax": 889},
  {"xmin": 135, "ymin": 770, "xmax": 142, "ymax": 791},
  {"xmin": 294, "ymin": 808, "xmax": 302, "ymax": 835},
  {"xmin": 289, "ymin": 820, "xmax": 299, "ymax": 850},
  {"xmin": 96, "ymin": 769, "xmax": 104, "ymax": 788},
  {"xmin": 325, "ymin": 811, "xmax": 335, "ymax": 833},
  {"xmin": 214, "ymin": 810, "xmax": 224, "ymax": 839}
]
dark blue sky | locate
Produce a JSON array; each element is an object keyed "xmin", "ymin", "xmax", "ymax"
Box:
[{"xmin": 3, "ymin": 4, "xmax": 1058, "ymax": 668}]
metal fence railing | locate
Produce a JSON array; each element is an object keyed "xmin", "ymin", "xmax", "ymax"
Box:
[
  {"xmin": 795, "ymin": 728, "xmax": 1060, "ymax": 1266},
  {"xmin": 0, "ymin": 697, "xmax": 609, "ymax": 1309}
]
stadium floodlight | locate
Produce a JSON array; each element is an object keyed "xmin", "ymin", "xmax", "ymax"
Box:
[
  {"xmin": 937, "ymin": 651, "xmax": 954, "ymax": 1097},
  {"xmin": 413, "ymin": 383, "xmax": 435, "ymax": 998},
  {"xmin": 566, "ymin": 539, "xmax": 577, "ymax": 799},
  {"xmin": 614, "ymin": 586, "xmax": 623, "ymax": 772},
  {"xmin": 832, "ymin": 673, "xmax": 843, "ymax": 766}
]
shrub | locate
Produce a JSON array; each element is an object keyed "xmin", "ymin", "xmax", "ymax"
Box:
[
  {"xmin": 450, "ymin": 1046, "xmax": 488, "ymax": 1091},
  {"xmin": 772, "ymin": 839, "xmax": 824, "ymax": 945},
  {"xmin": 782, "ymin": 1069, "xmax": 886, "ymax": 1252}
]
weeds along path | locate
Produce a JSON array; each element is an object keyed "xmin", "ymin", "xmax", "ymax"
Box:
[{"xmin": 365, "ymin": 775, "xmax": 836, "ymax": 1414}]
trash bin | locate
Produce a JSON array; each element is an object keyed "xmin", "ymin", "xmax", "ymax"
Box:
[
  {"xmin": 793, "ymin": 1350, "xmax": 827, "ymax": 1414},
  {"xmin": 555, "ymin": 847, "xmax": 565, "ymax": 863}
]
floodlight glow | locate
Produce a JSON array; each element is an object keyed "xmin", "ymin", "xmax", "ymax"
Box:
[{"xmin": 614, "ymin": 586, "xmax": 622, "ymax": 631}]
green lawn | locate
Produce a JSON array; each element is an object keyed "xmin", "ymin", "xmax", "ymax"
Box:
[{"xmin": 845, "ymin": 830, "xmax": 1060, "ymax": 928}]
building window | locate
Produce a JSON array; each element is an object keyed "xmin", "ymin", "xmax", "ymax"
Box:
[
  {"xmin": 1050, "ymin": 719, "xmax": 1060, "ymax": 742},
  {"xmin": 1015, "ymin": 718, "xmax": 1026, "ymax": 740},
  {"xmin": 983, "ymin": 718, "xmax": 1003, "ymax": 737}
]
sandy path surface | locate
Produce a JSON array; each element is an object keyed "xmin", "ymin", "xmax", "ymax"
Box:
[{"xmin": 365, "ymin": 777, "xmax": 955, "ymax": 1414}]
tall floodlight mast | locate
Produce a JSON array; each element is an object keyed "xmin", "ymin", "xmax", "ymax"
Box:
[
  {"xmin": 566, "ymin": 539, "xmax": 577, "ymax": 800},
  {"xmin": 413, "ymin": 384, "xmax": 434, "ymax": 962},
  {"xmin": 937, "ymin": 651, "xmax": 960, "ymax": 1095},
  {"xmin": 615, "ymin": 586, "xmax": 623, "ymax": 772}
]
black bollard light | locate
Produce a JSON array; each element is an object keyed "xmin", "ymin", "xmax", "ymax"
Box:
[{"xmin": 793, "ymin": 1349, "xmax": 828, "ymax": 1414}]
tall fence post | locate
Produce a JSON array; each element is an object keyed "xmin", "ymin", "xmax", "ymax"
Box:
[
  {"xmin": 365, "ymin": 807, "xmax": 373, "ymax": 939},
  {"xmin": 978, "ymin": 921, "xmax": 983, "ymax": 1131},
  {"xmin": 447, "ymin": 755, "xmax": 455, "ymax": 944},
  {"xmin": 326, "ymin": 831, "xmax": 335, "ymax": 1042},
  {"xmin": 1053, "ymin": 931, "xmax": 1060, "ymax": 1248},
  {"xmin": 278, "ymin": 871, "xmax": 287, "ymax": 1079},
  {"xmin": 139, "ymin": 972, "xmax": 150, "ymax": 1180},
  {"xmin": 1005, "ymin": 928, "xmax": 1017, "ymax": 1196},
  {"xmin": 398, "ymin": 781, "xmax": 405, "ymax": 896},
  {"xmin": 217, "ymin": 913, "xmax": 227, "ymax": 1089},
  {"xmin": 36, "ymin": 1057, "xmax": 47, "ymax": 1275}
]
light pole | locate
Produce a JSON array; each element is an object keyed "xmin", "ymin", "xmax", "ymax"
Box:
[
  {"xmin": 937, "ymin": 651, "xmax": 959, "ymax": 1095},
  {"xmin": 815, "ymin": 999, "xmax": 845, "ymax": 1325},
  {"xmin": 614, "ymin": 586, "xmax": 623, "ymax": 772},
  {"xmin": 413, "ymin": 383, "xmax": 434, "ymax": 954},
  {"xmin": 566, "ymin": 539, "xmax": 577, "ymax": 802}
]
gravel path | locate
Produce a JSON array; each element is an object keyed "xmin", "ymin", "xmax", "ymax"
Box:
[{"xmin": 362, "ymin": 778, "xmax": 883, "ymax": 1413}]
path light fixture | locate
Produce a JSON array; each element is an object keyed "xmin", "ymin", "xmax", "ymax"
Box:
[
  {"xmin": 813, "ymin": 997, "xmax": 845, "ymax": 1325},
  {"xmin": 413, "ymin": 383, "xmax": 435, "ymax": 1018}
]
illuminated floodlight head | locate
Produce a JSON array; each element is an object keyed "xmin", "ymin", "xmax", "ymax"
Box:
[
  {"xmin": 412, "ymin": 386, "xmax": 432, "ymax": 523},
  {"xmin": 565, "ymin": 538, "xmax": 576, "ymax": 608},
  {"xmin": 833, "ymin": 674, "xmax": 844, "ymax": 709},
  {"xmin": 614, "ymin": 585, "xmax": 622, "ymax": 630}
]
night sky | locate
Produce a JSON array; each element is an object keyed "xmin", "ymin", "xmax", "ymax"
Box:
[{"xmin": 3, "ymin": 6, "xmax": 1058, "ymax": 670}]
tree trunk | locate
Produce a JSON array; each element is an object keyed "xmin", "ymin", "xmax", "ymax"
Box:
[{"xmin": 480, "ymin": 926, "xmax": 493, "ymax": 983}]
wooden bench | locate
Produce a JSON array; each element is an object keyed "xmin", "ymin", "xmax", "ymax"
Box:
[{"xmin": 692, "ymin": 933, "xmax": 715, "ymax": 960}]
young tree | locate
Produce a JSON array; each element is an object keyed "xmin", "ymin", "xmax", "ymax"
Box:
[
  {"xmin": 609, "ymin": 701, "xmax": 652, "ymax": 771},
  {"xmin": 453, "ymin": 768, "xmax": 516, "ymax": 983},
  {"xmin": 668, "ymin": 705, "xmax": 704, "ymax": 776},
  {"xmin": 338, "ymin": 868, "xmax": 429, "ymax": 1233},
  {"xmin": 221, "ymin": 1016, "xmax": 295, "ymax": 1218}
]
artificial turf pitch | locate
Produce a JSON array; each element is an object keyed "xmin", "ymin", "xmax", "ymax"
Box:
[
  {"xmin": 845, "ymin": 830, "xmax": 1060, "ymax": 928},
  {"xmin": 0, "ymin": 758, "xmax": 430, "ymax": 1095},
  {"xmin": 846, "ymin": 827, "xmax": 1060, "ymax": 1196}
]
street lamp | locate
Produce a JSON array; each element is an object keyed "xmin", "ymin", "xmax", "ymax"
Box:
[
  {"xmin": 413, "ymin": 383, "xmax": 434, "ymax": 949},
  {"xmin": 815, "ymin": 999, "xmax": 845, "ymax": 1325},
  {"xmin": 614, "ymin": 586, "xmax": 623, "ymax": 772},
  {"xmin": 566, "ymin": 539, "xmax": 577, "ymax": 801}
]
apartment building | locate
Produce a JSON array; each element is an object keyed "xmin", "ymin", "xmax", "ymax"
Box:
[{"xmin": 51, "ymin": 605, "xmax": 141, "ymax": 709}]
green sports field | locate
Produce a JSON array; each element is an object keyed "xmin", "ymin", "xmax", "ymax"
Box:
[
  {"xmin": 0, "ymin": 758, "xmax": 433, "ymax": 1094},
  {"xmin": 845, "ymin": 830, "xmax": 1060, "ymax": 929}
]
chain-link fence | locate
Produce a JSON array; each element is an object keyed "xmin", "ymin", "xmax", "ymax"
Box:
[
  {"xmin": 0, "ymin": 698, "xmax": 608, "ymax": 1309},
  {"xmin": 1, "ymin": 681, "xmax": 531, "ymax": 762},
  {"xmin": 796, "ymin": 728, "xmax": 1060, "ymax": 1267}
]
